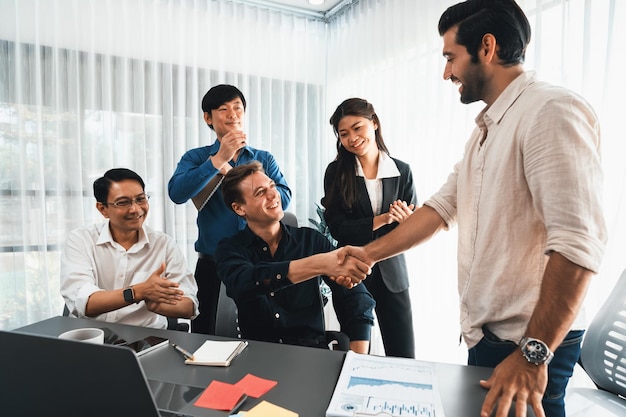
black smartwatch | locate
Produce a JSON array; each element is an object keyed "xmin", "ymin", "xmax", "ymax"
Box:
[
  {"xmin": 123, "ymin": 287, "xmax": 135, "ymax": 304},
  {"xmin": 519, "ymin": 336, "xmax": 554, "ymax": 365}
]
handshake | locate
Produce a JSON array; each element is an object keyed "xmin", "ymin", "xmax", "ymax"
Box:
[{"xmin": 327, "ymin": 246, "xmax": 375, "ymax": 289}]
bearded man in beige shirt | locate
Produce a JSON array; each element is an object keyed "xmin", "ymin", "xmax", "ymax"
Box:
[{"xmin": 333, "ymin": 2, "xmax": 607, "ymax": 417}]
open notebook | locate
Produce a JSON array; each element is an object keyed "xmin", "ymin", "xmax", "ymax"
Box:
[
  {"xmin": 0, "ymin": 330, "xmax": 204, "ymax": 417},
  {"xmin": 184, "ymin": 339, "xmax": 248, "ymax": 366}
]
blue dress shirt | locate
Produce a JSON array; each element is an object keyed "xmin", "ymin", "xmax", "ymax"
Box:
[{"xmin": 168, "ymin": 141, "xmax": 291, "ymax": 256}]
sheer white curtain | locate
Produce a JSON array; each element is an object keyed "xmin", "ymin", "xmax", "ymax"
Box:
[
  {"xmin": 0, "ymin": 0, "xmax": 326, "ymax": 330},
  {"xmin": 325, "ymin": 0, "xmax": 626, "ymax": 363},
  {"xmin": 1, "ymin": 0, "xmax": 624, "ymax": 366}
]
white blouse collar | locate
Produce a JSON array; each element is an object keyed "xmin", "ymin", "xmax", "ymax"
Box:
[{"xmin": 355, "ymin": 151, "xmax": 400, "ymax": 179}]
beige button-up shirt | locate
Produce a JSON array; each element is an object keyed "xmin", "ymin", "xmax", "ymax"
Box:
[{"xmin": 425, "ymin": 71, "xmax": 607, "ymax": 348}]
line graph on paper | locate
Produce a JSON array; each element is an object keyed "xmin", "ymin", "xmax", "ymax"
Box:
[{"xmin": 326, "ymin": 352, "xmax": 446, "ymax": 417}]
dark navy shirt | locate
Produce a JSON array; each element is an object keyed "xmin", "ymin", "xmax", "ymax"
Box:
[{"xmin": 215, "ymin": 223, "xmax": 375, "ymax": 345}]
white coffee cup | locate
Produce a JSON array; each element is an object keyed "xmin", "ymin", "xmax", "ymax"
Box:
[{"xmin": 58, "ymin": 328, "xmax": 105, "ymax": 344}]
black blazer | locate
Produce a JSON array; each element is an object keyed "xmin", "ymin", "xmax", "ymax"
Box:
[{"xmin": 322, "ymin": 157, "xmax": 418, "ymax": 293}]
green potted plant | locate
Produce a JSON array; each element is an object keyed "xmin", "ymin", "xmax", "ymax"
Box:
[{"xmin": 309, "ymin": 203, "xmax": 336, "ymax": 299}]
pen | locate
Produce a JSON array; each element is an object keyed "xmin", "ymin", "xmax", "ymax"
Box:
[{"xmin": 171, "ymin": 343, "xmax": 194, "ymax": 361}]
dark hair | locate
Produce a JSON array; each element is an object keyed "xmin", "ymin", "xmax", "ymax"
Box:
[
  {"xmin": 438, "ymin": 0, "xmax": 531, "ymax": 65},
  {"xmin": 324, "ymin": 98, "xmax": 389, "ymax": 211},
  {"xmin": 221, "ymin": 161, "xmax": 264, "ymax": 212},
  {"xmin": 93, "ymin": 168, "xmax": 145, "ymax": 204},
  {"xmin": 201, "ymin": 84, "xmax": 247, "ymax": 131}
]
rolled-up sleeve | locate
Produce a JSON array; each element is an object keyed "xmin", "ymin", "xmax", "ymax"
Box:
[{"xmin": 524, "ymin": 96, "xmax": 607, "ymax": 272}]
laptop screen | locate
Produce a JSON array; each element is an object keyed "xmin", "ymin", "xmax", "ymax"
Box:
[{"xmin": 0, "ymin": 330, "xmax": 202, "ymax": 417}]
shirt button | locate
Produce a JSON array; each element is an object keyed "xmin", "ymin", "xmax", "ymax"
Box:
[
  {"xmin": 279, "ymin": 339, "xmax": 283, "ymax": 343},
  {"xmin": 263, "ymin": 247, "xmax": 268, "ymax": 251},
  {"xmin": 270, "ymin": 292, "xmax": 275, "ymax": 297},
  {"xmin": 275, "ymin": 313, "xmax": 280, "ymax": 319},
  {"xmin": 255, "ymin": 282, "xmax": 260, "ymax": 286},
  {"xmin": 276, "ymin": 274, "xmax": 282, "ymax": 280}
]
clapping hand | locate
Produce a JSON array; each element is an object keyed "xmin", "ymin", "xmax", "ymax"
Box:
[
  {"xmin": 388, "ymin": 200, "xmax": 415, "ymax": 224},
  {"xmin": 142, "ymin": 263, "xmax": 183, "ymax": 311}
]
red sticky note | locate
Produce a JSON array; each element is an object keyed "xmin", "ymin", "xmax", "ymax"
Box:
[
  {"xmin": 235, "ymin": 373, "xmax": 278, "ymax": 398},
  {"xmin": 194, "ymin": 380, "xmax": 246, "ymax": 411}
]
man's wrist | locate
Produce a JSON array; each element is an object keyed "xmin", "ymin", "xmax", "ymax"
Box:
[
  {"xmin": 519, "ymin": 336, "xmax": 554, "ymax": 365},
  {"xmin": 122, "ymin": 286, "xmax": 135, "ymax": 304},
  {"xmin": 209, "ymin": 156, "xmax": 231, "ymax": 175}
]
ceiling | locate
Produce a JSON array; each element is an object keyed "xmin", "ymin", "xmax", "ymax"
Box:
[
  {"xmin": 252, "ymin": 0, "xmax": 352, "ymax": 13},
  {"xmin": 254, "ymin": 0, "xmax": 347, "ymax": 14}
]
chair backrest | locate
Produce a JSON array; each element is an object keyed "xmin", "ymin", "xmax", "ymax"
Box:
[
  {"xmin": 216, "ymin": 211, "xmax": 348, "ymax": 350},
  {"xmin": 580, "ymin": 268, "xmax": 626, "ymax": 397},
  {"xmin": 282, "ymin": 211, "xmax": 298, "ymax": 227},
  {"xmin": 214, "ymin": 211, "xmax": 296, "ymax": 339},
  {"xmin": 215, "ymin": 282, "xmax": 242, "ymax": 338}
]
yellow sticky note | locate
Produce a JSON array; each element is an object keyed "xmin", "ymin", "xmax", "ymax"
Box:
[{"xmin": 244, "ymin": 400, "xmax": 298, "ymax": 417}]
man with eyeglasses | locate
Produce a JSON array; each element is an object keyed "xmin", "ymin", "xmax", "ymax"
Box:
[{"xmin": 60, "ymin": 168, "xmax": 199, "ymax": 328}]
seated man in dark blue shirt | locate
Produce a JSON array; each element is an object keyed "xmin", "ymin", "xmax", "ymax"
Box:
[{"xmin": 215, "ymin": 161, "xmax": 375, "ymax": 353}]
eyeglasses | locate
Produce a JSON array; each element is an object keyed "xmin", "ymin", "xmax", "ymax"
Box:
[{"xmin": 106, "ymin": 194, "xmax": 150, "ymax": 208}]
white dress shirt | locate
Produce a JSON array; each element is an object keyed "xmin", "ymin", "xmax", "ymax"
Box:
[
  {"xmin": 425, "ymin": 71, "xmax": 607, "ymax": 348},
  {"xmin": 60, "ymin": 220, "xmax": 199, "ymax": 328},
  {"xmin": 356, "ymin": 151, "xmax": 401, "ymax": 215}
]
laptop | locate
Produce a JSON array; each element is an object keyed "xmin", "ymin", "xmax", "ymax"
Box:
[{"xmin": 0, "ymin": 330, "xmax": 205, "ymax": 417}]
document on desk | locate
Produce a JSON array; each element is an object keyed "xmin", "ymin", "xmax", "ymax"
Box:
[{"xmin": 326, "ymin": 351, "xmax": 446, "ymax": 417}]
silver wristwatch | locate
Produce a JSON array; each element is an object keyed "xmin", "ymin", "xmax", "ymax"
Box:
[{"xmin": 519, "ymin": 336, "xmax": 554, "ymax": 365}]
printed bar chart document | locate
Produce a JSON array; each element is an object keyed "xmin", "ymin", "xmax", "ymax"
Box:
[{"xmin": 326, "ymin": 351, "xmax": 446, "ymax": 417}]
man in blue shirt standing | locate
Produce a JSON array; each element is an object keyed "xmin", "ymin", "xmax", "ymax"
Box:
[
  {"xmin": 215, "ymin": 162, "xmax": 374, "ymax": 352},
  {"xmin": 168, "ymin": 85, "xmax": 291, "ymax": 334}
]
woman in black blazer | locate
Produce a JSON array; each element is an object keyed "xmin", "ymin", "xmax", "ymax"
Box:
[{"xmin": 321, "ymin": 98, "xmax": 417, "ymax": 358}]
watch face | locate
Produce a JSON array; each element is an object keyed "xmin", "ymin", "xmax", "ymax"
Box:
[
  {"xmin": 524, "ymin": 340, "xmax": 548, "ymax": 362},
  {"xmin": 123, "ymin": 288, "xmax": 134, "ymax": 303}
]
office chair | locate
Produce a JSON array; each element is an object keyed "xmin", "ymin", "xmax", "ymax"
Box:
[
  {"xmin": 215, "ymin": 282, "xmax": 242, "ymax": 338},
  {"xmin": 283, "ymin": 210, "xmax": 350, "ymax": 351},
  {"xmin": 213, "ymin": 211, "xmax": 299, "ymax": 338},
  {"xmin": 579, "ymin": 268, "xmax": 626, "ymax": 396},
  {"xmin": 214, "ymin": 211, "xmax": 351, "ymax": 350},
  {"xmin": 282, "ymin": 211, "xmax": 298, "ymax": 227},
  {"xmin": 565, "ymin": 269, "xmax": 626, "ymax": 416},
  {"xmin": 167, "ymin": 317, "xmax": 190, "ymax": 332}
]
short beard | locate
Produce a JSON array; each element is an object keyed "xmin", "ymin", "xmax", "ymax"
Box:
[{"xmin": 459, "ymin": 63, "xmax": 485, "ymax": 104}]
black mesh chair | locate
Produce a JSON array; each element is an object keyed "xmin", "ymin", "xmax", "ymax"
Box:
[{"xmin": 214, "ymin": 282, "xmax": 242, "ymax": 339}]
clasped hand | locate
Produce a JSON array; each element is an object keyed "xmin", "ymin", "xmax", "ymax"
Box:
[
  {"xmin": 141, "ymin": 262, "xmax": 184, "ymax": 311},
  {"xmin": 216, "ymin": 129, "xmax": 247, "ymax": 163},
  {"xmin": 387, "ymin": 199, "xmax": 415, "ymax": 224}
]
